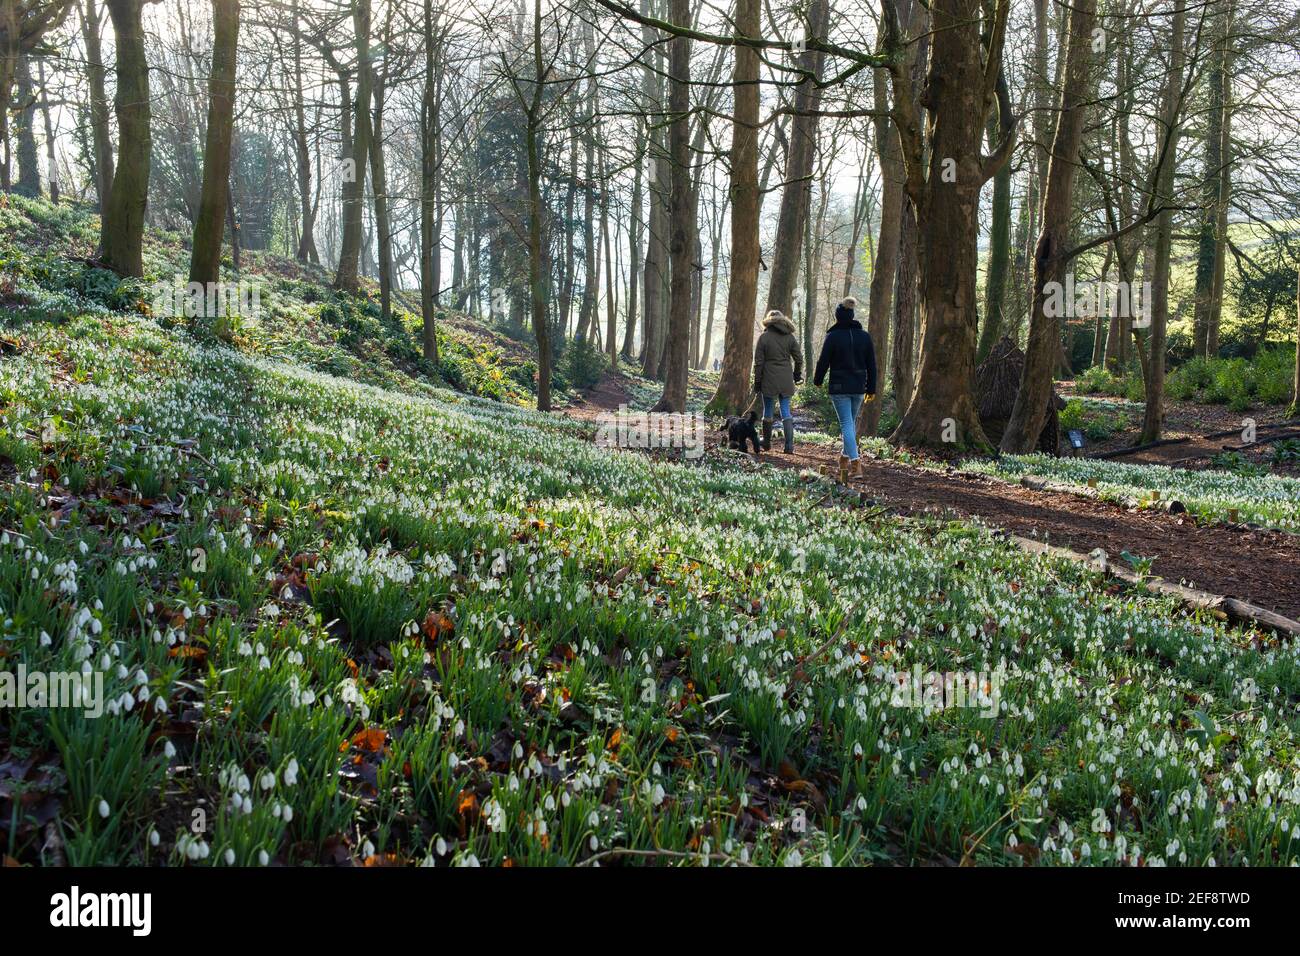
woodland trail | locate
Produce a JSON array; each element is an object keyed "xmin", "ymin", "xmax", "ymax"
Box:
[{"xmin": 562, "ymin": 377, "xmax": 1300, "ymax": 621}]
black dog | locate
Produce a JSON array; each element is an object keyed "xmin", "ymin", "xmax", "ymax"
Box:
[{"xmin": 721, "ymin": 411, "xmax": 762, "ymax": 458}]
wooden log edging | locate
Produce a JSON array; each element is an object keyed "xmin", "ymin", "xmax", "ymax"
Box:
[{"xmin": 1008, "ymin": 533, "xmax": 1300, "ymax": 639}]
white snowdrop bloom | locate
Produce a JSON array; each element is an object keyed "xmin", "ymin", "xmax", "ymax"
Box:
[
  {"xmin": 784, "ymin": 850, "xmax": 802, "ymax": 867},
  {"xmin": 149, "ymin": 829, "xmax": 160, "ymax": 847},
  {"xmin": 284, "ymin": 758, "xmax": 298, "ymax": 786},
  {"xmin": 259, "ymin": 850, "xmax": 270, "ymax": 866},
  {"xmin": 163, "ymin": 740, "xmax": 176, "ymax": 759},
  {"xmin": 261, "ymin": 772, "xmax": 275, "ymax": 791},
  {"xmin": 98, "ymin": 799, "xmax": 110, "ymax": 819},
  {"xmin": 224, "ymin": 848, "xmax": 236, "ymax": 865}
]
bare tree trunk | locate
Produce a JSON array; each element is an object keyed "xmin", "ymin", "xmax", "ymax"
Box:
[
  {"xmin": 892, "ymin": 200, "xmax": 918, "ymax": 417},
  {"xmin": 602, "ymin": 153, "xmax": 618, "ymax": 369},
  {"xmin": 705, "ymin": 0, "xmax": 760, "ymax": 415},
  {"xmin": 98, "ymin": 0, "xmax": 151, "ymax": 278},
  {"xmin": 977, "ymin": 72, "xmax": 1015, "ymax": 360},
  {"xmin": 81, "ymin": 0, "xmax": 114, "ymax": 210},
  {"xmin": 334, "ymin": 0, "xmax": 371, "ymax": 293},
  {"xmin": 888, "ymin": 0, "xmax": 1014, "ymax": 451},
  {"xmin": 653, "ymin": 0, "xmax": 694, "ymax": 412},
  {"xmin": 1138, "ymin": 0, "xmax": 1186, "ymax": 443},
  {"xmin": 523, "ymin": 0, "xmax": 552, "ymax": 410},
  {"xmin": 643, "ymin": 122, "xmax": 669, "ymax": 377},
  {"xmin": 419, "ymin": 0, "xmax": 441, "ymax": 362},
  {"xmin": 699, "ymin": 178, "xmax": 727, "ymax": 371},
  {"xmin": 622, "ymin": 120, "xmax": 644, "ymax": 359},
  {"xmin": 1091, "ymin": 248, "xmax": 1113, "ymax": 367},
  {"xmin": 1105, "ymin": 18, "xmax": 1139, "ymax": 370},
  {"xmin": 36, "ymin": 58, "xmax": 57, "ymax": 201},
  {"xmin": 369, "ymin": 61, "xmax": 393, "ymax": 322},
  {"xmin": 862, "ymin": 21, "xmax": 916, "ymax": 436},
  {"xmin": 577, "ymin": 20, "xmax": 600, "ymax": 344},
  {"xmin": 189, "ymin": 0, "xmax": 241, "ymax": 288},
  {"xmin": 289, "ymin": 0, "xmax": 317, "ymax": 263},
  {"xmin": 1001, "ymin": 0, "xmax": 1096, "ymax": 453}
]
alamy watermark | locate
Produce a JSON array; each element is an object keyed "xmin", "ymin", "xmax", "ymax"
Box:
[
  {"xmin": 595, "ymin": 404, "xmax": 706, "ymax": 460},
  {"xmin": 1043, "ymin": 276, "xmax": 1151, "ymax": 329},
  {"xmin": 150, "ymin": 275, "xmax": 262, "ymax": 320},
  {"xmin": 888, "ymin": 663, "xmax": 1002, "ymax": 718},
  {"xmin": 0, "ymin": 664, "xmax": 103, "ymax": 718}
]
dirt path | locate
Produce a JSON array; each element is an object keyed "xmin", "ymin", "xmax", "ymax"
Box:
[
  {"xmin": 563, "ymin": 376, "xmax": 1300, "ymax": 622},
  {"xmin": 562, "ymin": 373, "xmax": 636, "ymax": 422}
]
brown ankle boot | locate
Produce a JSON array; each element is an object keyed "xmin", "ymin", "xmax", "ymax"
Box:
[{"xmin": 837, "ymin": 455, "xmax": 849, "ymax": 483}]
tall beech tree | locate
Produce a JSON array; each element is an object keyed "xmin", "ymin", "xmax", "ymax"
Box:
[
  {"xmin": 652, "ymin": 0, "xmax": 694, "ymax": 411},
  {"xmin": 98, "ymin": 0, "xmax": 151, "ymax": 278},
  {"xmin": 188, "ymin": 0, "xmax": 240, "ymax": 288},
  {"xmin": 1138, "ymin": 0, "xmax": 1188, "ymax": 443},
  {"xmin": 705, "ymin": 0, "xmax": 760, "ymax": 416},
  {"xmin": 333, "ymin": 0, "xmax": 371, "ymax": 294},
  {"xmin": 1000, "ymin": 0, "xmax": 1096, "ymax": 453},
  {"xmin": 885, "ymin": 0, "xmax": 1017, "ymax": 451}
]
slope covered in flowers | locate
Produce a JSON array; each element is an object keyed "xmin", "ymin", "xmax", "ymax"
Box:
[{"xmin": 4, "ymin": 309, "xmax": 1300, "ymax": 867}]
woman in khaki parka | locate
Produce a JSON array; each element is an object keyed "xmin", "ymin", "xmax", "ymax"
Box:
[{"xmin": 752, "ymin": 309, "xmax": 802, "ymax": 453}]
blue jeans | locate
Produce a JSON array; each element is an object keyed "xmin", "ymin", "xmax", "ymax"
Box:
[
  {"xmin": 762, "ymin": 394, "xmax": 792, "ymax": 419},
  {"xmin": 830, "ymin": 393, "xmax": 865, "ymax": 459}
]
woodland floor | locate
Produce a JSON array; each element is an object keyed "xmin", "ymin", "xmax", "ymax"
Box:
[{"xmin": 564, "ymin": 374, "xmax": 1300, "ymax": 621}]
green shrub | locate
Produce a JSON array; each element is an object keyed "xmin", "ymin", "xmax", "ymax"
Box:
[
  {"xmin": 1165, "ymin": 349, "xmax": 1294, "ymax": 408},
  {"xmin": 1167, "ymin": 356, "xmax": 1214, "ymax": 401},
  {"xmin": 1059, "ymin": 398, "xmax": 1128, "ymax": 441},
  {"xmin": 559, "ymin": 337, "xmax": 607, "ymax": 391},
  {"xmin": 1074, "ymin": 365, "xmax": 1119, "ymax": 395}
]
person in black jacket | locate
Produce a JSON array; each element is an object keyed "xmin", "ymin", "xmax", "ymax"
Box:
[{"xmin": 813, "ymin": 297, "xmax": 877, "ymax": 481}]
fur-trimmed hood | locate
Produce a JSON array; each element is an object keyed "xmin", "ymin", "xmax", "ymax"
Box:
[{"xmin": 762, "ymin": 310, "xmax": 796, "ymax": 335}]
